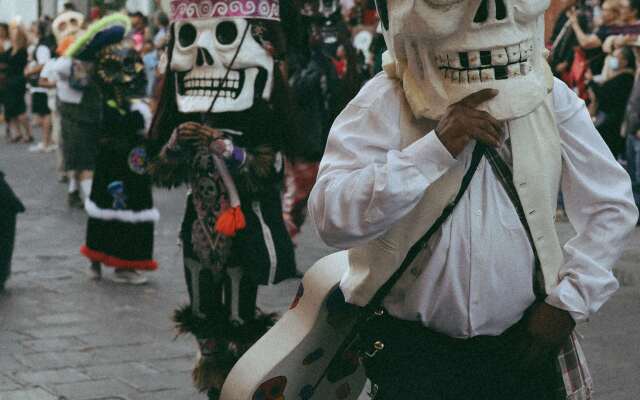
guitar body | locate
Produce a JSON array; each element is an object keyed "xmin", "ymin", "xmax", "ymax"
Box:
[{"xmin": 221, "ymin": 251, "xmax": 367, "ymax": 400}]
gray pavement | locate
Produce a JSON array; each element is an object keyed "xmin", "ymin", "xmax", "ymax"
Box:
[{"xmin": 1, "ymin": 131, "xmax": 639, "ymax": 399}]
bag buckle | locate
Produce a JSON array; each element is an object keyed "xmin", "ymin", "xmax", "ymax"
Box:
[{"xmin": 364, "ymin": 340, "xmax": 385, "ymax": 358}]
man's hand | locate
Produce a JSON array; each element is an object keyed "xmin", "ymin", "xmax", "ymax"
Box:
[
  {"xmin": 435, "ymin": 89, "xmax": 502, "ymax": 157},
  {"xmin": 520, "ymin": 302, "xmax": 576, "ymax": 369},
  {"xmin": 175, "ymin": 122, "xmax": 223, "ymax": 144}
]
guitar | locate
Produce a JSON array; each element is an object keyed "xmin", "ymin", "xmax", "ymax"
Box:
[{"xmin": 221, "ymin": 251, "xmax": 367, "ymax": 400}]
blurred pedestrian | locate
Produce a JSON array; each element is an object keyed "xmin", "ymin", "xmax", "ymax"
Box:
[
  {"xmin": 0, "ymin": 171, "xmax": 25, "ymax": 292},
  {"xmin": 588, "ymin": 46, "xmax": 636, "ymax": 158},
  {"xmin": 25, "ymin": 20, "xmax": 56, "ymax": 153},
  {"xmin": 5, "ymin": 24, "xmax": 32, "ymax": 144}
]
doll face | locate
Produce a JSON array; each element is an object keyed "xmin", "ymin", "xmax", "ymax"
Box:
[
  {"xmin": 377, "ymin": 0, "xmax": 550, "ymax": 120},
  {"xmin": 170, "ymin": 17, "xmax": 275, "ymax": 113}
]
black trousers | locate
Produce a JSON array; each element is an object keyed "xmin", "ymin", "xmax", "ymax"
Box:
[
  {"xmin": 360, "ymin": 311, "xmax": 563, "ymax": 400},
  {"xmin": 0, "ymin": 213, "xmax": 17, "ymax": 287}
]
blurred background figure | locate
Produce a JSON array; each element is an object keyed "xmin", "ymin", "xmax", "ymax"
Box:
[
  {"xmin": 0, "ymin": 171, "xmax": 25, "ymax": 292},
  {"xmin": 5, "ymin": 23, "xmax": 32, "ymax": 143},
  {"xmin": 25, "ymin": 19, "xmax": 56, "ymax": 153}
]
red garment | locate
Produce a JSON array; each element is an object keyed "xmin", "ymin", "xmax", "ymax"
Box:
[
  {"xmin": 332, "ymin": 59, "xmax": 347, "ymax": 79},
  {"xmin": 282, "ymin": 160, "xmax": 320, "ymax": 238},
  {"xmin": 561, "ymin": 47, "xmax": 589, "ymax": 101}
]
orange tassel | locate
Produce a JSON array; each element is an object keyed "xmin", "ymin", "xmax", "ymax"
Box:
[{"xmin": 215, "ymin": 207, "xmax": 246, "ymax": 237}]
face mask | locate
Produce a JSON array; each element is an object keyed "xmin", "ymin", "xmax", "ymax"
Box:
[{"xmin": 608, "ymin": 57, "xmax": 620, "ymax": 71}]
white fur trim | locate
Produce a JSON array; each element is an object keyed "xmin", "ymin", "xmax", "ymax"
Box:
[{"xmin": 84, "ymin": 199, "xmax": 160, "ymax": 223}]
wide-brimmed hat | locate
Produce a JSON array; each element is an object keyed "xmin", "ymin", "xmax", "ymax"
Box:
[{"xmin": 65, "ymin": 14, "xmax": 131, "ymax": 61}]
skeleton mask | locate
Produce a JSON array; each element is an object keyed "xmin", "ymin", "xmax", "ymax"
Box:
[
  {"xmin": 168, "ymin": 0, "xmax": 281, "ymax": 114},
  {"xmin": 52, "ymin": 11, "xmax": 85, "ymax": 42},
  {"xmin": 377, "ymin": 0, "xmax": 551, "ymax": 120},
  {"xmin": 96, "ymin": 40, "xmax": 147, "ymax": 97}
]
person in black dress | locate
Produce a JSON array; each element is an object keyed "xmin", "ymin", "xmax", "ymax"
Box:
[{"xmin": 5, "ymin": 24, "xmax": 32, "ymax": 143}]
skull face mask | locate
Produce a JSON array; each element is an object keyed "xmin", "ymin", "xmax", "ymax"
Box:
[
  {"xmin": 52, "ymin": 11, "xmax": 85, "ymax": 42},
  {"xmin": 169, "ymin": 0, "xmax": 280, "ymax": 114},
  {"xmin": 377, "ymin": 0, "xmax": 551, "ymax": 121},
  {"xmin": 96, "ymin": 40, "xmax": 147, "ymax": 97}
]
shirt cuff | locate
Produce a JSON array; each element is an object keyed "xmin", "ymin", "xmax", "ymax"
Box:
[
  {"xmin": 401, "ymin": 130, "xmax": 458, "ymax": 179},
  {"xmin": 545, "ymin": 279, "xmax": 589, "ymax": 324}
]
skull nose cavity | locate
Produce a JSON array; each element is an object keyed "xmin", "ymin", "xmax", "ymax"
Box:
[
  {"xmin": 197, "ymin": 48, "xmax": 214, "ymax": 67},
  {"xmin": 474, "ymin": 0, "xmax": 508, "ymax": 24}
]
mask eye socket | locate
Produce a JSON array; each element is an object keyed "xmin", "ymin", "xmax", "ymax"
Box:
[
  {"xmin": 178, "ymin": 23, "xmax": 197, "ymax": 48},
  {"xmin": 216, "ymin": 21, "xmax": 238, "ymax": 46},
  {"xmin": 69, "ymin": 18, "xmax": 79, "ymax": 27}
]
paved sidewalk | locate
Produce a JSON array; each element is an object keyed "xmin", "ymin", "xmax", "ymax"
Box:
[{"xmin": 1, "ymin": 135, "xmax": 639, "ymax": 399}]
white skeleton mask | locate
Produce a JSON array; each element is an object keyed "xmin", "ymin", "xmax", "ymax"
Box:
[
  {"xmin": 52, "ymin": 11, "xmax": 85, "ymax": 42},
  {"xmin": 170, "ymin": 18, "xmax": 275, "ymax": 114},
  {"xmin": 379, "ymin": 0, "xmax": 551, "ymax": 120}
]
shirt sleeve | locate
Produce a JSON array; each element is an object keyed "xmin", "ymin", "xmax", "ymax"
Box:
[
  {"xmin": 36, "ymin": 45, "xmax": 51, "ymax": 65},
  {"xmin": 545, "ymin": 79, "xmax": 639, "ymax": 322},
  {"xmin": 308, "ymin": 85, "xmax": 458, "ymax": 249}
]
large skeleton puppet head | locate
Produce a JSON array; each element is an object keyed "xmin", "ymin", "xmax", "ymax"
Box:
[
  {"xmin": 376, "ymin": 0, "xmax": 552, "ymax": 121},
  {"xmin": 149, "ymin": 0, "xmax": 300, "ymax": 165},
  {"xmin": 166, "ymin": 0, "xmax": 286, "ymax": 114},
  {"xmin": 52, "ymin": 10, "xmax": 85, "ymax": 42}
]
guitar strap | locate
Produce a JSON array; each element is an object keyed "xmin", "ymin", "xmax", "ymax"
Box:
[
  {"xmin": 366, "ymin": 142, "xmax": 485, "ymax": 311},
  {"xmin": 483, "ymin": 145, "xmax": 546, "ymax": 298}
]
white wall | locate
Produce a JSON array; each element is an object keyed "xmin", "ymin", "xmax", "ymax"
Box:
[
  {"xmin": 0, "ymin": 0, "xmax": 38, "ymax": 25},
  {"xmin": 126, "ymin": 0, "xmax": 154, "ymax": 14}
]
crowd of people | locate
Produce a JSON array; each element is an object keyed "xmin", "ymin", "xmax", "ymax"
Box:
[
  {"xmin": 0, "ymin": 1, "xmax": 386, "ymax": 397},
  {"xmin": 550, "ymin": 0, "xmax": 640, "ymax": 211},
  {"xmin": 1, "ymin": 0, "xmax": 637, "ymax": 399}
]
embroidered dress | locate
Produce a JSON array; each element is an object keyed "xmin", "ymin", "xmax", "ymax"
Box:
[{"xmin": 81, "ymin": 100, "xmax": 158, "ymax": 270}]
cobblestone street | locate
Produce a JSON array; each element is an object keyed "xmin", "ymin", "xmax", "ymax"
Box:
[{"xmin": 1, "ymin": 134, "xmax": 639, "ymax": 399}]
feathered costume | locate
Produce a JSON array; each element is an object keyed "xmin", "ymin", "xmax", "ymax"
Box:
[
  {"xmin": 148, "ymin": 1, "xmax": 298, "ymax": 397},
  {"xmin": 69, "ymin": 15, "xmax": 158, "ymax": 271}
]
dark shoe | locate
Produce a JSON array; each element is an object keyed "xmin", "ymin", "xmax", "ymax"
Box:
[
  {"xmin": 87, "ymin": 262, "xmax": 101, "ymax": 280},
  {"xmin": 67, "ymin": 191, "xmax": 83, "ymax": 209}
]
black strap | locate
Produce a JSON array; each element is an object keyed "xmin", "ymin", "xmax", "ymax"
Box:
[
  {"xmin": 484, "ymin": 146, "xmax": 546, "ymax": 298},
  {"xmin": 367, "ymin": 143, "xmax": 485, "ymax": 310}
]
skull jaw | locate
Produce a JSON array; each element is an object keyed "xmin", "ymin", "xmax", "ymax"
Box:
[
  {"xmin": 175, "ymin": 68, "xmax": 270, "ymax": 114},
  {"xmin": 403, "ymin": 64, "xmax": 550, "ymax": 121}
]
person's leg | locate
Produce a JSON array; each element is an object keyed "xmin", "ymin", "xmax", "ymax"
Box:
[
  {"xmin": 41, "ymin": 114, "xmax": 52, "ymax": 148},
  {"xmin": 79, "ymin": 170, "xmax": 93, "ymax": 200},
  {"xmin": 67, "ymin": 170, "xmax": 82, "ymax": 208},
  {"xmin": 0, "ymin": 213, "xmax": 17, "ymax": 289},
  {"xmin": 238, "ymin": 272, "xmax": 259, "ymax": 322},
  {"xmin": 18, "ymin": 113, "xmax": 32, "ymax": 141}
]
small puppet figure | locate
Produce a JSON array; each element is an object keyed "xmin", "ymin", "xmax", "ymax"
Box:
[
  {"xmin": 68, "ymin": 14, "xmax": 159, "ymax": 284},
  {"xmin": 148, "ymin": 0, "xmax": 298, "ymax": 397}
]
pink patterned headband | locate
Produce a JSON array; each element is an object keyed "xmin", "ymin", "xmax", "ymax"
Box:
[{"xmin": 170, "ymin": 0, "xmax": 280, "ymax": 21}]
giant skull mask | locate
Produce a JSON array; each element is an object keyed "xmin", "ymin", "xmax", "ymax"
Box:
[
  {"xmin": 52, "ymin": 11, "xmax": 85, "ymax": 42},
  {"xmin": 377, "ymin": 0, "xmax": 551, "ymax": 120},
  {"xmin": 168, "ymin": 0, "xmax": 280, "ymax": 114}
]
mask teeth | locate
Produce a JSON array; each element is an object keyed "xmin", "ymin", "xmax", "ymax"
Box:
[{"xmin": 436, "ymin": 39, "xmax": 534, "ymax": 84}]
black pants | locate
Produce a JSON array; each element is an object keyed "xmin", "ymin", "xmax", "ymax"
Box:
[
  {"xmin": 360, "ymin": 312, "xmax": 563, "ymax": 400},
  {"xmin": 0, "ymin": 213, "xmax": 17, "ymax": 287}
]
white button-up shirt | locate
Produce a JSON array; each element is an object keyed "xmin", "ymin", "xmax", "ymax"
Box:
[{"xmin": 309, "ymin": 76, "xmax": 638, "ymax": 338}]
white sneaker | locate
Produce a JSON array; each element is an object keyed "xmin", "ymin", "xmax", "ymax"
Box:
[
  {"xmin": 44, "ymin": 144, "xmax": 58, "ymax": 152},
  {"xmin": 28, "ymin": 142, "xmax": 46, "ymax": 153},
  {"xmin": 111, "ymin": 269, "xmax": 148, "ymax": 285}
]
